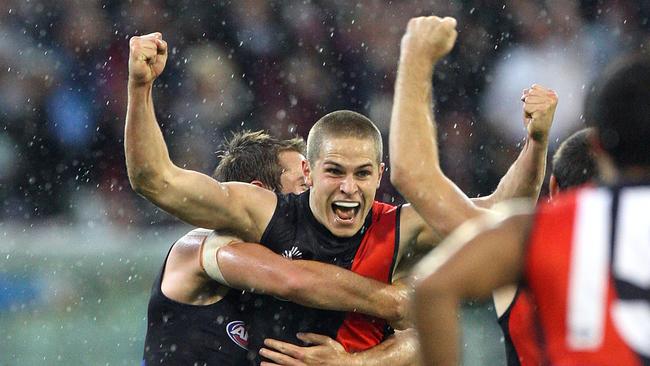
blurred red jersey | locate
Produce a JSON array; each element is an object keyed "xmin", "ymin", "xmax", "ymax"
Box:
[{"xmin": 525, "ymin": 185, "xmax": 650, "ymax": 366}]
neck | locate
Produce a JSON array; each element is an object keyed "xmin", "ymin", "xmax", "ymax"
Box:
[{"xmin": 308, "ymin": 190, "xmax": 328, "ymax": 227}]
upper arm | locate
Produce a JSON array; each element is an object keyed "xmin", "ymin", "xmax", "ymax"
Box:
[
  {"xmin": 144, "ymin": 167, "xmax": 277, "ymax": 241},
  {"xmin": 162, "ymin": 229, "xmax": 227, "ymax": 303}
]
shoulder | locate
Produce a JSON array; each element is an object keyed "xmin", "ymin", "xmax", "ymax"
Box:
[
  {"xmin": 534, "ymin": 186, "xmax": 589, "ymax": 221},
  {"xmin": 169, "ymin": 229, "xmax": 211, "ymax": 263},
  {"xmin": 371, "ymin": 200, "xmax": 399, "ymax": 219},
  {"xmin": 397, "ymin": 204, "xmax": 427, "ymax": 236}
]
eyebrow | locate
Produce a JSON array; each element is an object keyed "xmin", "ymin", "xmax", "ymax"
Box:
[{"xmin": 323, "ymin": 161, "xmax": 373, "ymax": 170}]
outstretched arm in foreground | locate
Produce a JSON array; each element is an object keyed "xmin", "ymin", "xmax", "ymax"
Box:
[
  {"xmin": 259, "ymin": 329, "xmax": 419, "ymax": 366},
  {"xmin": 125, "ymin": 33, "xmax": 273, "ymax": 237},
  {"xmin": 217, "ymin": 243, "xmax": 409, "ymax": 327},
  {"xmin": 413, "ymin": 213, "xmax": 532, "ymax": 366}
]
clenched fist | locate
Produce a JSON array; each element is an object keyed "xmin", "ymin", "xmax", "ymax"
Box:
[
  {"xmin": 521, "ymin": 85, "xmax": 558, "ymax": 143},
  {"xmin": 128, "ymin": 32, "xmax": 168, "ymax": 86},
  {"xmin": 400, "ymin": 16, "xmax": 458, "ymax": 64}
]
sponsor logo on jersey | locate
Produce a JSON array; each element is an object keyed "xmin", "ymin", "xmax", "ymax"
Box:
[
  {"xmin": 283, "ymin": 246, "xmax": 303, "ymax": 259},
  {"xmin": 226, "ymin": 320, "xmax": 249, "ymax": 350}
]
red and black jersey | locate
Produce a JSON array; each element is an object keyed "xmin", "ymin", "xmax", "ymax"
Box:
[
  {"xmin": 497, "ymin": 287, "xmax": 544, "ymax": 366},
  {"xmin": 525, "ymin": 184, "xmax": 650, "ymax": 366},
  {"xmin": 248, "ymin": 190, "xmax": 400, "ymax": 363}
]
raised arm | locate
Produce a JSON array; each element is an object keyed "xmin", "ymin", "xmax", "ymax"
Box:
[
  {"xmin": 217, "ymin": 242, "xmax": 408, "ymax": 326},
  {"xmin": 472, "ymin": 85, "xmax": 558, "ymax": 209},
  {"xmin": 413, "ymin": 213, "xmax": 531, "ymax": 366},
  {"xmin": 389, "ymin": 17, "xmax": 489, "ymax": 237},
  {"xmin": 124, "ymin": 32, "xmax": 273, "ymax": 237}
]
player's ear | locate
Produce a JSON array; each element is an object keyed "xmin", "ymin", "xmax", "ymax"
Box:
[
  {"xmin": 549, "ymin": 175, "xmax": 560, "ymax": 200},
  {"xmin": 302, "ymin": 160, "xmax": 313, "ymax": 187},
  {"xmin": 250, "ymin": 180, "xmax": 271, "ymax": 191}
]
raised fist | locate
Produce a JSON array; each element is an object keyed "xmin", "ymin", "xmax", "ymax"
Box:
[
  {"xmin": 128, "ymin": 32, "xmax": 168, "ymax": 86},
  {"xmin": 401, "ymin": 16, "xmax": 458, "ymax": 64},
  {"xmin": 521, "ymin": 85, "xmax": 558, "ymax": 142}
]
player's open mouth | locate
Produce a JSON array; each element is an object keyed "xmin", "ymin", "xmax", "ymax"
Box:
[{"xmin": 332, "ymin": 201, "xmax": 360, "ymax": 224}]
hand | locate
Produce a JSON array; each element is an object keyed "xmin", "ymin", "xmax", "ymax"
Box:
[
  {"xmin": 389, "ymin": 281, "xmax": 414, "ymax": 330},
  {"xmin": 521, "ymin": 84, "xmax": 558, "ymax": 143},
  {"xmin": 128, "ymin": 32, "xmax": 168, "ymax": 86},
  {"xmin": 260, "ymin": 333, "xmax": 351, "ymax": 366},
  {"xmin": 400, "ymin": 16, "xmax": 458, "ymax": 64}
]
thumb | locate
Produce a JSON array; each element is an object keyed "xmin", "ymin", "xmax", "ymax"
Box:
[{"xmin": 296, "ymin": 332, "xmax": 331, "ymax": 346}]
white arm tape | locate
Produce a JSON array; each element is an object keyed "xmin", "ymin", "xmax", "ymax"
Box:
[{"xmin": 200, "ymin": 231, "xmax": 240, "ymax": 287}]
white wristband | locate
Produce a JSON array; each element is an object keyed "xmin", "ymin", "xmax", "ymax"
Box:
[{"xmin": 200, "ymin": 231, "xmax": 240, "ymax": 287}]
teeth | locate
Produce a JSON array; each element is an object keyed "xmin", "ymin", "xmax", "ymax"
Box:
[{"xmin": 333, "ymin": 201, "xmax": 360, "ymax": 208}]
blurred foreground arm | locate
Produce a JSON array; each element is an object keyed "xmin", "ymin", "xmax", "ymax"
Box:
[{"xmin": 413, "ymin": 213, "xmax": 531, "ymax": 366}]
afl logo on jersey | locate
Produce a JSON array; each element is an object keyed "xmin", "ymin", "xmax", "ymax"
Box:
[{"xmin": 226, "ymin": 320, "xmax": 249, "ymax": 350}]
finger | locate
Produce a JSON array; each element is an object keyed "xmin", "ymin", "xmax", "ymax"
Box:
[
  {"xmin": 264, "ymin": 338, "xmax": 304, "ymax": 359},
  {"xmin": 296, "ymin": 332, "xmax": 331, "ymax": 345},
  {"xmin": 138, "ymin": 32, "xmax": 162, "ymax": 40},
  {"xmin": 530, "ymin": 83, "xmax": 550, "ymax": 92},
  {"xmin": 259, "ymin": 348, "xmax": 303, "ymax": 366},
  {"xmin": 523, "ymin": 95, "xmax": 550, "ymax": 104},
  {"xmin": 441, "ymin": 16, "xmax": 457, "ymax": 28},
  {"xmin": 155, "ymin": 39, "xmax": 168, "ymax": 55}
]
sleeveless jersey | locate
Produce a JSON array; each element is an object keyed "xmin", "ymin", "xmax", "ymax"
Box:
[
  {"xmin": 143, "ymin": 245, "xmax": 256, "ymax": 365},
  {"xmin": 248, "ymin": 191, "xmax": 400, "ymax": 361},
  {"xmin": 497, "ymin": 288, "xmax": 544, "ymax": 366},
  {"xmin": 525, "ymin": 184, "xmax": 650, "ymax": 366}
]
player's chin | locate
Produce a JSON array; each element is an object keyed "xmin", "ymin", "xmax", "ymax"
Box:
[{"xmin": 329, "ymin": 215, "xmax": 363, "ymax": 237}]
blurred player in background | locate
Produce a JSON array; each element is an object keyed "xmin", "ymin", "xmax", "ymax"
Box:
[
  {"xmin": 494, "ymin": 127, "xmax": 598, "ymax": 366},
  {"xmin": 414, "ymin": 55, "xmax": 650, "ymax": 366}
]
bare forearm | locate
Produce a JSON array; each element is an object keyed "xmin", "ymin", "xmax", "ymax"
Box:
[
  {"xmin": 349, "ymin": 329, "xmax": 420, "ymax": 366},
  {"xmin": 390, "ymin": 38, "xmax": 484, "ymax": 237},
  {"xmin": 218, "ymin": 243, "xmax": 402, "ymax": 321},
  {"xmin": 389, "ymin": 53, "xmax": 440, "ymax": 190},
  {"xmin": 292, "ymin": 260, "xmax": 403, "ymax": 321},
  {"xmin": 125, "ymin": 82, "xmax": 174, "ymax": 193},
  {"xmin": 414, "ymin": 286, "xmax": 459, "ymax": 366},
  {"xmin": 473, "ymin": 137, "xmax": 548, "ymax": 209}
]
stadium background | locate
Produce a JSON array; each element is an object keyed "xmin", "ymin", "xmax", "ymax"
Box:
[{"xmin": 1, "ymin": 0, "xmax": 647, "ymax": 364}]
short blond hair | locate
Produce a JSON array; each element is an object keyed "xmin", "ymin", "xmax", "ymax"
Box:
[{"xmin": 306, "ymin": 110, "xmax": 383, "ymax": 164}]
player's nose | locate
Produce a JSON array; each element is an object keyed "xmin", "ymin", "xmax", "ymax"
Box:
[{"xmin": 339, "ymin": 175, "xmax": 359, "ymax": 195}]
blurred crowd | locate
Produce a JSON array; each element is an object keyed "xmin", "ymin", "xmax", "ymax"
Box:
[{"xmin": 1, "ymin": 0, "xmax": 648, "ymax": 226}]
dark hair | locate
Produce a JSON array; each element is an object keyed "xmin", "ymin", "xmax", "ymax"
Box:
[
  {"xmin": 306, "ymin": 110, "xmax": 383, "ymax": 164},
  {"xmin": 212, "ymin": 130, "xmax": 305, "ymax": 191},
  {"xmin": 587, "ymin": 54, "xmax": 650, "ymax": 168},
  {"xmin": 552, "ymin": 128, "xmax": 597, "ymax": 190}
]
